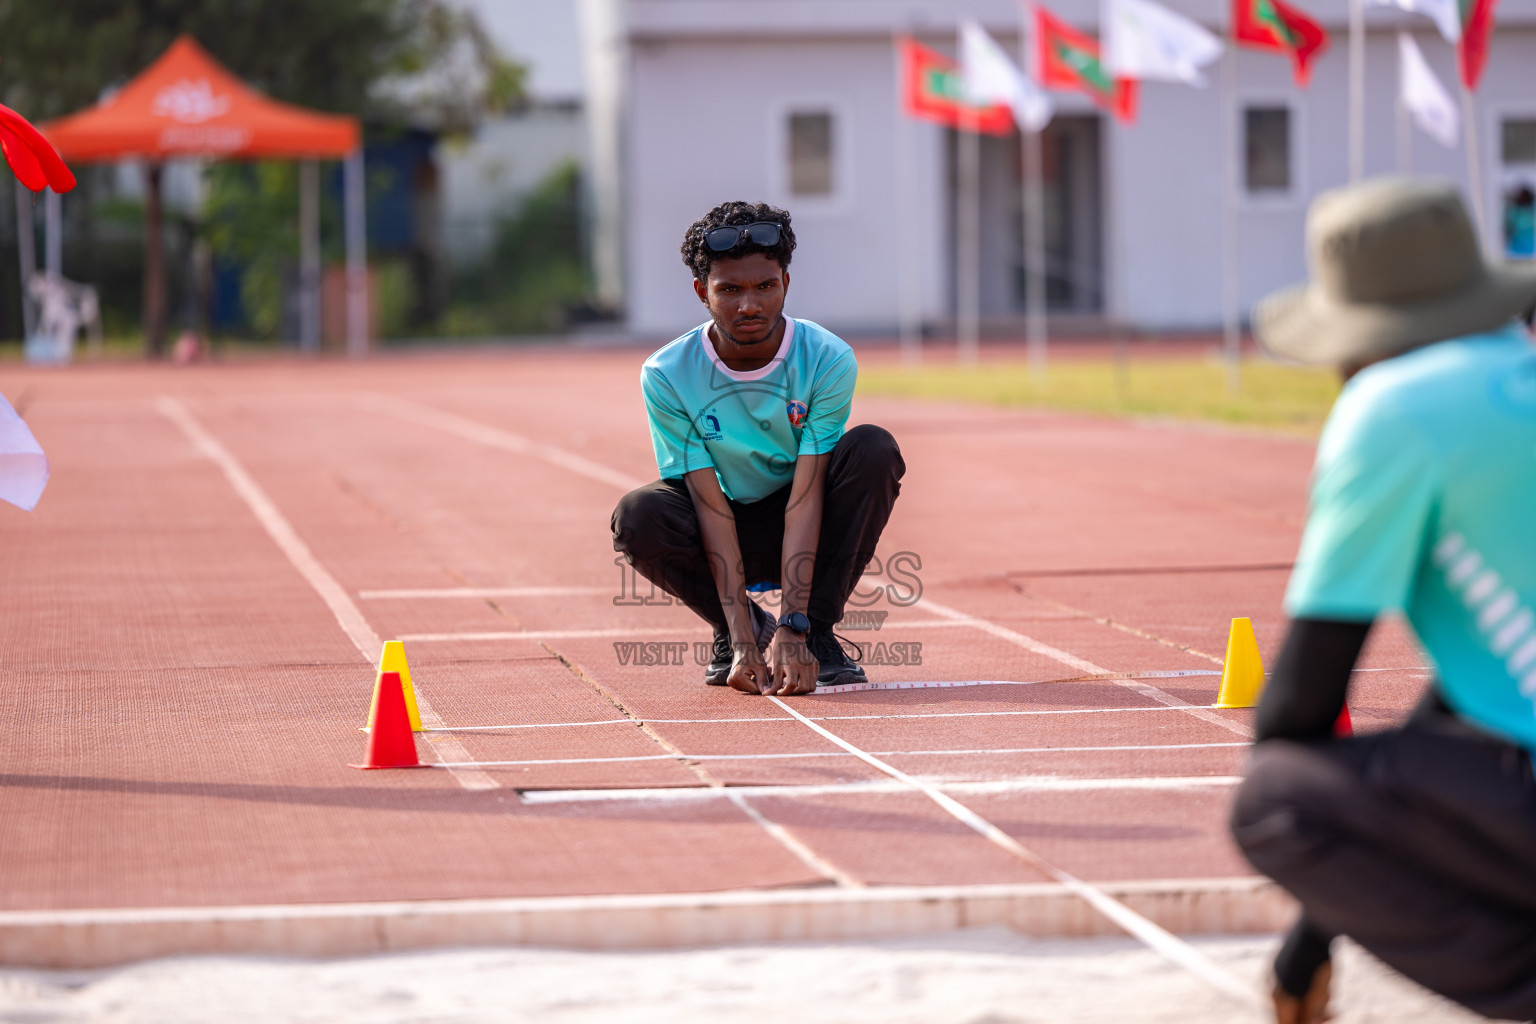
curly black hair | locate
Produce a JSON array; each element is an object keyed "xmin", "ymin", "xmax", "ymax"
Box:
[{"xmin": 680, "ymin": 201, "xmax": 797, "ymax": 281}]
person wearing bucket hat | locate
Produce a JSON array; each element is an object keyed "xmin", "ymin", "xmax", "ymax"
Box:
[{"xmin": 1232, "ymin": 177, "xmax": 1536, "ymax": 1023}]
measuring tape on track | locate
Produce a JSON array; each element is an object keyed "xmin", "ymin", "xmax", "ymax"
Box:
[{"xmin": 810, "ymin": 669, "xmax": 1221, "ymax": 694}]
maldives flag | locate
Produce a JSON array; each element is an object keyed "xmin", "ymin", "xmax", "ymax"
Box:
[
  {"xmin": 1457, "ymin": 0, "xmax": 1497, "ymax": 89},
  {"xmin": 1233, "ymin": 0, "xmax": 1329, "ymax": 86},
  {"xmin": 1035, "ymin": 6, "xmax": 1138, "ymax": 123},
  {"xmin": 898, "ymin": 37, "xmax": 1016, "ymax": 136}
]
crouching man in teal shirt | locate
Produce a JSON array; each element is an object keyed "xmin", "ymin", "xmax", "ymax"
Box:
[
  {"xmin": 611, "ymin": 201, "xmax": 904, "ymax": 696},
  {"xmin": 1232, "ymin": 178, "xmax": 1536, "ymax": 1022}
]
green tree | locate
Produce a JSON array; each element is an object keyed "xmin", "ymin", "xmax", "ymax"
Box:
[
  {"xmin": 449, "ymin": 161, "xmax": 592, "ymax": 336},
  {"xmin": 0, "ymin": 0, "xmax": 521, "ymax": 126},
  {"xmin": 0, "ymin": 0, "xmax": 523, "ymax": 350}
]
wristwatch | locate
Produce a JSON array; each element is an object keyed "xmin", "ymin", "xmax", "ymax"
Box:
[{"xmin": 777, "ymin": 611, "xmax": 810, "ymax": 636}]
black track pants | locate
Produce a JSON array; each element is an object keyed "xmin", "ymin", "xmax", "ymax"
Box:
[
  {"xmin": 1232, "ymin": 699, "xmax": 1536, "ymax": 1020},
  {"xmin": 610, "ymin": 424, "xmax": 905, "ymax": 633}
]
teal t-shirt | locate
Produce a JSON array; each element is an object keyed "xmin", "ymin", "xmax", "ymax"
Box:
[
  {"xmin": 640, "ymin": 316, "xmax": 857, "ymax": 503},
  {"xmin": 1285, "ymin": 324, "xmax": 1536, "ymax": 749}
]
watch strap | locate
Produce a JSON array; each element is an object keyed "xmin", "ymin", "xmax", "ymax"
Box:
[{"xmin": 778, "ymin": 611, "xmax": 810, "ymax": 635}]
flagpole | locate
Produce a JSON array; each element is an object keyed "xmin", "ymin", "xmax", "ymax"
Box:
[
  {"xmin": 14, "ymin": 182, "xmax": 36, "ymax": 339},
  {"xmin": 1020, "ymin": 0, "xmax": 1049, "ymax": 382},
  {"xmin": 893, "ymin": 32, "xmax": 922, "ymax": 365},
  {"xmin": 1349, "ymin": 0, "xmax": 1365, "ymax": 182},
  {"xmin": 1221, "ymin": 17, "xmax": 1242, "ymax": 393},
  {"xmin": 1461, "ymin": 82, "xmax": 1488, "ymax": 249},
  {"xmin": 1396, "ymin": 33, "xmax": 1412, "ymax": 174},
  {"xmin": 957, "ymin": 91, "xmax": 982, "ymax": 366}
]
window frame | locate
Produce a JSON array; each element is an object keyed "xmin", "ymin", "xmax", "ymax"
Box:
[
  {"xmin": 1491, "ymin": 104, "xmax": 1536, "ymax": 261},
  {"xmin": 769, "ymin": 98, "xmax": 853, "ymax": 213},
  {"xmin": 1235, "ymin": 93, "xmax": 1306, "ymax": 209}
]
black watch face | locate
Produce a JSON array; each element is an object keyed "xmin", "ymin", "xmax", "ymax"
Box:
[{"xmin": 782, "ymin": 613, "xmax": 809, "ymax": 634}]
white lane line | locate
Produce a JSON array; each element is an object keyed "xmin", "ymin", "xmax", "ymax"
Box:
[
  {"xmin": 397, "ymin": 621, "xmax": 965, "ymax": 642},
  {"xmin": 427, "ymin": 742, "xmax": 1246, "ymax": 768},
  {"xmin": 804, "ymin": 705, "xmax": 1224, "ymax": 721},
  {"xmin": 359, "ymin": 586, "xmax": 609, "ymax": 600},
  {"xmin": 766, "ymin": 696, "xmax": 1262, "ymax": 1009},
  {"xmin": 721, "ymin": 787, "xmax": 862, "ymax": 889},
  {"xmin": 156, "ymin": 397, "xmax": 497, "ymax": 793},
  {"xmin": 430, "ymin": 719, "xmax": 639, "ymax": 732},
  {"xmin": 430, "ymin": 704, "xmax": 1222, "ymax": 732},
  {"xmin": 357, "ymin": 393, "xmax": 647, "ymax": 492},
  {"xmin": 520, "ymin": 775, "xmax": 1245, "ymax": 804},
  {"xmin": 917, "ymin": 599, "xmax": 1252, "ymax": 739},
  {"xmin": 432, "ymin": 754, "xmax": 680, "ymax": 767},
  {"xmin": 401, "ymin": 627, "xmax": 704, "ymax": 642}
]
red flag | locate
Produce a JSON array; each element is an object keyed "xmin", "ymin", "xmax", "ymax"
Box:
[
  {"xmin": 1035, "ymin": 6, "xmax": 1138, "ymax": 124},
  {"xmin": 897, "ymin": 37, "xmax": 1015, "ymax": 136},
  {"xmin": 1458, "ymin": 0, "xmax": 1497, "ymax": 90},
  {"xmin": 1233, "ymin": 0, "xmax": 1330, "ymax": 87},
  {"xmin": 0, "ymin": 104, "xmax": 75, "ymax": 193}
]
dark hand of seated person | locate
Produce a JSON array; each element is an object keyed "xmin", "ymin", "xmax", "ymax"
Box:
[
  {"xmin": 726, "ymin": 640, "xmax": 771, "ymax": 694},
  {"xmin": 764, "ymin": 628, "xmax": 818, "ymax": 696}
]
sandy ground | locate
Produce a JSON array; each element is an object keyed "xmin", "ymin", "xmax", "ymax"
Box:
[{"xmin": 0, "ymin": 929, "xmax": 1501, "ymax": 1024}]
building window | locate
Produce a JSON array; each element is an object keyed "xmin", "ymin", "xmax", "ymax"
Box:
[
  {"xmin": 1501, "ymin": 119, "xmax": 1536, "ymax": 260},
  {"xmin": 1501, "ymin": 119, "xmax": 1536, "ymax": 164},
  {"xmin": 1244, "ymin": 106, "xmax": 1291, "ymax": 194},
  {"xmin": 788, "ymin": 111, "xmax": 834, "ymax": 196}
]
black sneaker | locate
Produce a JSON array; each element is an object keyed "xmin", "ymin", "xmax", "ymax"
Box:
[
  {"xmin": 808, "ymin": 629, "xmax": 867, "ymax": 688},
  {"xmin": 704, "ymin": 600, "xmax": 776, "ymax": 685}
]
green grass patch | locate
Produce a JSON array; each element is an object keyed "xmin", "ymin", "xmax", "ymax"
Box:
[{"xmin": 857, "ymin": 352, "xmax": 1343, "ymax": 436}]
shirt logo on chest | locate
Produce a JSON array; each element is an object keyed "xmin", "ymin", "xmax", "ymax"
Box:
[{"xmin": 785, "ymin": 400, "xmax": 808, "ymax": 428}]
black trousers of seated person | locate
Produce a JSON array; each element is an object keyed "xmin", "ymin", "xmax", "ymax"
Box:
[
  {"xmin": 1231, "ymin": 695, "xmax": 1536, "ymax": 1020},
  {"xmin": 611, "ymin": 424, "xmax": 904, "ymax": 634}
]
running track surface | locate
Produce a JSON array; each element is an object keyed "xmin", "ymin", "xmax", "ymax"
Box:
[{"xmin": 0, "ymin": 346, "xmax": 1429, "ymax": 911}]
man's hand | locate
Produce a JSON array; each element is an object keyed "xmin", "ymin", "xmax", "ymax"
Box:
[
  {"xmin": 763, "ymin": 627, "xmax": 818, "ymax": 696},
  {"xmin": 726, "ymin": 641, "xmax": 770, "ymax": 694}
]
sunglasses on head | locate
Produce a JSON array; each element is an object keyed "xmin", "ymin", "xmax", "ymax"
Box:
[{"xmin": 704, "ymin": 221, "xmax": 783, "ymax": 253}]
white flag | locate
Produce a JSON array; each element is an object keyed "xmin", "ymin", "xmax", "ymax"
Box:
[
  {"xmin": 1399, "ymin": 32, "xmax": 1459, "ymax": 149},
  {"xmin": 959, "ymin": 19, "xmax": 1053, "ymax": 133},
  {"xmin": 0, "ymin": 391, "xmax": 47, "ymax": 512},
  {"xmin": 1369, "ymin": 0, "xmax": 1460, "ymax": 43},
  {"xmin": 1104, "ymin": 0, "xmax": 1224, "ymax": 87}
]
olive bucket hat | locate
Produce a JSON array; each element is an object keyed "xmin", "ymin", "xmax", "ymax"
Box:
[{"xmin": 1253, "ymin": 177, "xmax": 1536, "ymax": 366}]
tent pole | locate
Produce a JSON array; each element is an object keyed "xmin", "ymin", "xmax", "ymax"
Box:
[
  {"xmin": 14, "ymin": 182, "xmax": 36, "ymax": 338},
  {"xmin": 344, "ymin": 148, "xmax": 368, "ymax": 359},
  {"xmin": 144, "ymin": 163, "xmax": 167, "ymax": 358},
  {"xmin": 299, "ymin": 159, "xmax": 320, "ymax": 354}
]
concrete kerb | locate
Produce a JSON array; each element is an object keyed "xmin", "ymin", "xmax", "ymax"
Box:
[{"xmin": 0, "ymin": 878, "xmax": 1295, "ymax": 969}]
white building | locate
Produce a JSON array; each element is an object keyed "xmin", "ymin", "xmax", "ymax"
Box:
[
  {"xmin": 441, "ymin": 0, "xmax": 589, "ymax": 267},
  {"xmin": 589, "ymin": 0, "xmax": 1536, "ymax": 338}
]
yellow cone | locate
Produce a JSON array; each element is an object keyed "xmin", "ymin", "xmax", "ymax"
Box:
[
  {"xmin": 366, "ymin": 640, "xmax": 423, "ymax": 732},
  {"xmin": 1214, "ymin": 617, "xmax": 1266, "ymax": 708}
]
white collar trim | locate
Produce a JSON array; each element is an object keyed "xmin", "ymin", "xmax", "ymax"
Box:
[{"xmin": 700, "ymin": 316, "xmax": 795, "ymax": 382}]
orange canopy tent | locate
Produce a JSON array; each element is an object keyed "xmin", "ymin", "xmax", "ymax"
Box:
[{"xmin": 38, "ymin": 36, "xmax": 368, "ymax": 355}]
